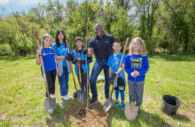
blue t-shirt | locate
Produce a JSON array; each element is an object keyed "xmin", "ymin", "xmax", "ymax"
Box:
[
  {"xmin": 107, "ymin": 53, "xmax": 126, "ymax": 86},
  {"xmin": 125, "ymin": 54, "xmax": 149, "ymax": 81},
  {"xmin": 40, "ymin": 47, "xmax": 56, "ymax": 72},
  {"xmin": 52, "ymin": 43, "xmax": 72, "ymax": 67}
]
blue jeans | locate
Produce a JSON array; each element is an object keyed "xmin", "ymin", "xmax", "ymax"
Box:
[
  {"xmin": 58, "ymin": 66, "xmax": 69, "ymax": 96},
  {"xmin": 90, "ymin": 60, "xmax": 110, "ymax": 100},
  {"xmin": 128, "ymin": 80, "xmax": 145, "ymax": 107}
]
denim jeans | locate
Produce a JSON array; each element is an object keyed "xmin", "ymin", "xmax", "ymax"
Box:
[
  {"xmin": 58, "ymin": 66, "xmax": 69, "ymax": 96},
  {"xmin": 128, "ymin": 80, "xmax": 145, "ymax": 107},
  {"xmin": 89, "ymin": 60, "xmax": 110, "ymax": 100}
]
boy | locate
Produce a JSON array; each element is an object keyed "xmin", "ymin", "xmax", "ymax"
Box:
[
  {"xmin": 72, "ymin": 37, "xmax": 92, "ymax": 93},
  {"xmin": 107, "ymin": 41, "xmax": 126, "ymax": 109}
]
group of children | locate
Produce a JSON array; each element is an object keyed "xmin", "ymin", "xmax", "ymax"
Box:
[{"xmin": 35, "ymin": 29, "xmax": 149, "ymax": 114}]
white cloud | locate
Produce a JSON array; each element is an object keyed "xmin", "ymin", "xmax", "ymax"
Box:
[
  {"xmin": 0, "ymin": 0, "xmax": 47, "ymax": 6},
  {"xmin": 0, "ymin": 0, "xmax": 12, "ymax": 5}
]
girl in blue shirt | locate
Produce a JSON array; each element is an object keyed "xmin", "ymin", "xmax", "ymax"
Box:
[
  {"xmin": 52, "ymin": 29, "xmax": 72, "ymax": 101},
  {"xmin": 125, "ymin": 37, "xmax": 149, "ymax": 114},
  {"xmin": 36, "ymin": 34, "xmax": 57, "ymax": 100}
]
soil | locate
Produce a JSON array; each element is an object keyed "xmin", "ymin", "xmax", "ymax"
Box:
[{"xmin": 64, "ymin": 101, "xmax": 110, "ymax": 127}]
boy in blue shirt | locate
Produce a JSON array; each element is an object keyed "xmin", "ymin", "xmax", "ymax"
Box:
[
  {"xmin": 107, "ymin": 41, "xmax": 126, "ymax": 109},
  {"xmin": 72, "ymin": 37, "xmax": 92, "ymax": 93}
]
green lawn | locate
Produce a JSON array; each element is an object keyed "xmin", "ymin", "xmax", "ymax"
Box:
[{"xmin": 0, "ymin": 54, "xmax": 195, "ymax": 127}]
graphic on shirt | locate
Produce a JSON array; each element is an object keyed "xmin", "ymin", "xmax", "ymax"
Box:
[
  {"xmin": 131, "ymin": 57, "xmax": 142, "ymax": 69},
  {"xmin": 111, "ymin": 55, "xmax": 120, "ymax": 72}
]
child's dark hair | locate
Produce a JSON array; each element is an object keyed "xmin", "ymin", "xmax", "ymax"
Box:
[
  {"xmin": 75, "ymin": 37, "xmax": 84, "ymax": 43},
  {"xmin": 55, "ymin": 29, "xmax": 67, "ymax": 47},
  {"xmin": 113, "ymin": 41, "xmax": 121, "ymax": 46}
]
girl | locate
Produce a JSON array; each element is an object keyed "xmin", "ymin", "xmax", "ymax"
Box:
[
  {"xmin": 52, "ymin": 29, "xmax": 72, "ymax": 101},
  {"xmin": 125, "ymin": 37, "xmax": 149, "ymax": 114},
  {"xmin": 36, "ymin": 34, "xmax": 57, "ymax": 100}
]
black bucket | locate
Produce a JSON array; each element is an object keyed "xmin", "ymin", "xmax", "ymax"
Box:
[{"xmin": 161, "ymin": 95, "xmax": 181, "ymax": 115}]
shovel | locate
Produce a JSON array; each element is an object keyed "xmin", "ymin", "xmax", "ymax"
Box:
[
  {"xmin": 77, "ymin": 60, "xmax": 87, "ymax": 103},
  {"xmin": 103, "ymin": 37, "xmax": 129, "ymax": 112},
  {"xmin": 35, "ymin": 31, "xmax": 56, "ymax": 113}
]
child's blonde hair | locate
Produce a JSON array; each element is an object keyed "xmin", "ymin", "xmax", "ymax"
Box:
[
  {"xmin": 41, "ymin": 34, "xmax": 52, "ymax": 46},
  {"xmin": 129, "ymin": 37, "xmax": 146, "ymax": 56}
]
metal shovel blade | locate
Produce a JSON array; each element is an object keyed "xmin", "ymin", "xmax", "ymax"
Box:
[
  {"xmin": 103, "ymin": 98, "xmax": 113, "ymax": 112},
  {"xmin": 77, "ymin": 90, "xmax": 87, "ymax": 103},
  {"xmin": 45, "ymin": 98, "xmax": 53, "ymax": 113}
]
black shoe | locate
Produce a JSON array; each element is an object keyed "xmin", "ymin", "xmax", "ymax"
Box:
[{"xmin": 89, "ymin": 98, "xmax": 97, "ymax": 104}]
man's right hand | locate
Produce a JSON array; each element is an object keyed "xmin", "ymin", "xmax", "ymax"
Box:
[{"xmin": 87, "ymin": 48, "xmax": 93, "ymax": 57}]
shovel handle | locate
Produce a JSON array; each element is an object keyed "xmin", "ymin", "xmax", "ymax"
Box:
[
  {"xmin": 35, "ymin": 31, "xmax": 50, "ymax": 97},
  {"xmin": 78, "ymin": 64, "xmax": 82, "ymax": 83},
  {"xmin": 66, "ymin": 40, "xmax": 78, "ymax": 91}
]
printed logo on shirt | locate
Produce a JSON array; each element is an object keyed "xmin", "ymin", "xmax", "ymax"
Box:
[{"xmin": 131, "ymin": 57, "xmax": 142, "ymax": 69}]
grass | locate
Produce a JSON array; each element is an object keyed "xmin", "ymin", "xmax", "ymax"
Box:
[{"xmin": 0, "ymin": 54, "xmax": 195, "ymax": 127}]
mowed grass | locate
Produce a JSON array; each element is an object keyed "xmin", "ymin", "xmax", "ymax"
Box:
[{"xmin": 0, "ymin": 54, "xmax": 195, "ymax": 127}]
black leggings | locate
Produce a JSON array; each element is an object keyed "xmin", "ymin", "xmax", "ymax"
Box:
[
  {"xmin": 43, "ymin": 70, "xmax": 56, "ymax": 97},
  {"xmin": 77, "ymin": 73, "xmax": 89, "ymax": 92}
]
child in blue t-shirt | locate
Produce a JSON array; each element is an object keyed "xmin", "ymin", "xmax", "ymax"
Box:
[
  {"xmin": 107, "ymin": 41, "xmax": 126, "ymax": 109},
  {"xmin": 72, "ymin": 37, "xmax": 92, "ymax": 92},
  {"xmin": 36, "ymin": 34, "xmax": 57, "ymax": 100},
  {"xmin": 52, "ymin": 29, "xmax": 72, "ymax": 101},
  {"xmin": 125, "ymin": 37, "xmax": 149, "ymax": 114}
]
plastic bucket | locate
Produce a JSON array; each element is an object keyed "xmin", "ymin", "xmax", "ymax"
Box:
[{"xmin": 161, "ymin": 95, "xmax": 181, "ymax": 115}]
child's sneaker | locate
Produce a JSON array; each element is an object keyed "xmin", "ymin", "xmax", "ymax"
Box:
[
  {"xmin": 118, "ymin": 103, "xmax": 125, "ymax": 109},
  {"xmin": 114, "ymin": 100, "xmax": 119, "ymax": 105},
  {"xmin": 62, "ymin": 95, "xmax": 71, "ymax": 101}
]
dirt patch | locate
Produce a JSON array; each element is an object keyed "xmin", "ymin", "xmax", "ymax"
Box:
[{"xmin": 64, "ymin": 101, "xmax": 109, "ymax": 127}]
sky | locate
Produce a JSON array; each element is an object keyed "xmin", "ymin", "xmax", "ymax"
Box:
[{"xmin": 0, "ymin": 0, "xmax": 68, "ymax": 16}]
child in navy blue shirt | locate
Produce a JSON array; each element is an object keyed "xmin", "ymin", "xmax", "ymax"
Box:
[
  {"xmin": 72, "ymin": 37, "xmax": 92, "ymax": 92},
  {"xmin": 125, "ymin": 37, "xmax": 149, "ymax": 114},
  {"xmin": 36, "ymin": 34, "xmax": 57, "ymax": 100},
  {"xmin": 108, "ymin": 41, "xmax": 126, "ymax": 109}
]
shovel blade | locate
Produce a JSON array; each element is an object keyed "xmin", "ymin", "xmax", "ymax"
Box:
[
  {"xmin": 103, "ymin": 98, "xmax": 113, "ymax": 112},
  {"xmin": 45, "ymin": 98, "xmax": 53, "ymax": 113},
  {"xmin": 77, "ymin": 91, "xmax": 87, "ymax": 103}
]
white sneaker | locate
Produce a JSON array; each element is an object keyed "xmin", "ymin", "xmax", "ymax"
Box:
[
  {"xmin": 62, "ymin": 95, "xmax": 71, "ymax": 101},
  {"xmin": 50, "ymin": 94, "xmax": 55, "ymax": 99},
  {"xmin": 65, "ymin": 95, "xmax": 71, "ymax": 100}
]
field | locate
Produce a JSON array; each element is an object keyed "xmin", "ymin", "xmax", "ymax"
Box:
[{"xmin": 0, "ymin": 54, "xmax": 195, "ymax": 127}]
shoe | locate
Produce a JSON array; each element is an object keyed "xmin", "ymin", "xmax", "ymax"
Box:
[
  {"xmin": 50, "ymin": 94, "xmax": 55, "ymax": 99},
  {"xmin": 62, "ymin": 95, "xmax": 71, "ymax": 101},
  {"xmin": 89, "ymin": 98, "xmax": 97, "ymax": 104},
  {"xmin": 118, "ymin": 103, "xmax": 125, "ymax": 109},
  {"xmin": 114, "ymin": 100, "xmax": 119, "ymax": 105}
]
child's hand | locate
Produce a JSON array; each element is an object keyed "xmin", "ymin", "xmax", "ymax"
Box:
[
  {"xmin": 131, "ymin": 72, "xmax": 137, "ymax": 78},
  {"xmin": 56, "ymin": 70, "xmax": 60, "ymax": 76},
  {"xmin": 37, "ymin": 49, "xmax": 42, "ymax": 55},
  {"xmin": 134, "ymin": 71, "xmax": 140, "ymax": 76}
]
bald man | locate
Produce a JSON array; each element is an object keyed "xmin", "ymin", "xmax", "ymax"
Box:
[{"xmin": 88, "ymin": 23, "xmax": 115, "ymax": 104}]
